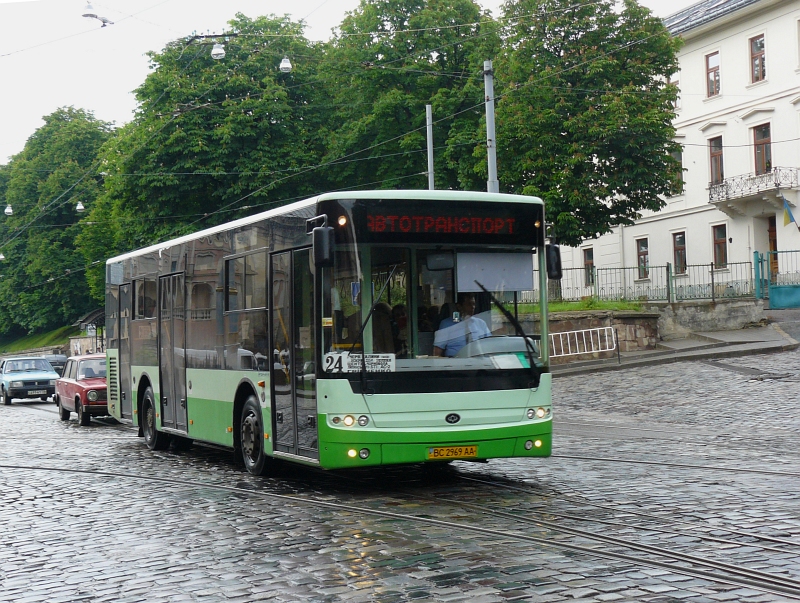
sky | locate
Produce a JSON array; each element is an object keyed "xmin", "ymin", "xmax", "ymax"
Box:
[{"xmin": 0, "ymin": 0, "xmax": 697, "ymax": 164}]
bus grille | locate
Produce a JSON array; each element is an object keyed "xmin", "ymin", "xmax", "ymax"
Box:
[{"xmin": 108, "ymin": 357, "xmax": 119, "ymax": 403}]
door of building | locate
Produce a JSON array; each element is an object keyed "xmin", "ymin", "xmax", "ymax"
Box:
[{"xmin": 768, "ymin": 216, "xmax": 778, "ymax": 281}]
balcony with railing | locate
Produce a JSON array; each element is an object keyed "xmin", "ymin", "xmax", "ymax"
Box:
[{"xmin": 709, "ymin": 166, "xmax": 798, "ymax": 203}]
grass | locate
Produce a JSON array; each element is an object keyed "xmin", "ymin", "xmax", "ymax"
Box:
[
  {"xmin": 0, "ymin": 325, "xmax": 80, "ymax": 354},
  {"xmin": 514, "ymin": 298, "xmax": 644, "ymax": 314}
]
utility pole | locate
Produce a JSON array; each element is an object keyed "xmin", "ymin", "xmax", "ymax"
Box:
[
  {"xmin": 484, "ymin": 60, "xmax": 499, "ymax": 194},
  {"xmin": 426, "ymin": 105, "xmax": 434, "ymax": 190}
]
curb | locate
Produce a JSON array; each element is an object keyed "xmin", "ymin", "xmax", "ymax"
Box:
[{"xmin": 551, "ymin": 340, "xmax": 799, "ymax": 378}]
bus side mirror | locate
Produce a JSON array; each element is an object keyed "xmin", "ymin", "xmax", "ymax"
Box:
[
  {"xmin": 546, "ymin": 244, "xmax": 562, "ymax": 280},
  {"xmin": 313, "ymin": 227, "xmax": 335, "ymax": 267}
]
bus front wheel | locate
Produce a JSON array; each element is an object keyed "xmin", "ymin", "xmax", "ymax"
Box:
[
  {"xmin": 240, "ymin": 396, "xmax": 270, "ymax": 476},
  {"xmin": 142, "ymin": 387, "xmax": 169, "ymax": 451}
]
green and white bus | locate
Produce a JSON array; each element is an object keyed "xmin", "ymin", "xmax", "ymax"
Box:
[{"xmin": 105, "ymin": 190, "xmax": 561, "ymax": 475}]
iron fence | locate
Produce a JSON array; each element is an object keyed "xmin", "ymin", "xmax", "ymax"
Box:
[
  {"xmin": 672, "ymin": 262, "xmax": 753, "ymax": 300},
  {"xmin": 522, "ymin": 261, "xmax": 755, "ymax": 304}
]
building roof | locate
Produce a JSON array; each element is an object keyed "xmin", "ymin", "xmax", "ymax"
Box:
[{"xmin": 664, "ymin": 0, "xmax": 761, "ymax": 35}]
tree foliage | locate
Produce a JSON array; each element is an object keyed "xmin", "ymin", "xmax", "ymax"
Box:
[
  {"xmin": 92, "ymin": 14, "xmax": 331, "ymax": 249},
  {"xmin": 322, "ymin": 0, "xmax": 500, "ymax": 191},
  {"xmin": 496, "ymin": 0, "xmax": 682, "ymax": 246},
  {"xmin": 0, "ymin": 107, "xmax": 112, "ymax": 335}
]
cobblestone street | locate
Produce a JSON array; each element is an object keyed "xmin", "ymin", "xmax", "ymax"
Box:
[{"xmin": 2, "ymin": 349, "xmax": 799, "ymax": 602}]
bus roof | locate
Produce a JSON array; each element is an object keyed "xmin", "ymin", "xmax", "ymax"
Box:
[{"xmin": 106, "ymin": 190, "xmax": 543, "ymax": 264}]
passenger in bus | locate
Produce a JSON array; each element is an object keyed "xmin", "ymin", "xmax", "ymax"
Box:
[
  {"xmin": 417, "ymin": 306, "xmax": 433, "ymax": 332},
  {"xmin": 391, "ymin": 304, "xmax": 409, "ymax": 358},
  {"xmin": 433, "ymin": 293, "xmax": 491, "ymax": 357},
  {"xmin": 372, "ymin": 302, "xmax": 394, "ymax": 353}
]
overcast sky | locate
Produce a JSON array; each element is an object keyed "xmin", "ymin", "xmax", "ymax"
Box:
[{"xmin": 0, "ymin": 0, "xmax": 696, "ymax": 164}]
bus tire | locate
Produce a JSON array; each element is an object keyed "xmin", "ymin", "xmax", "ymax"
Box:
[
  {"xmin": 142, "ymin": 387, "xmax": 169, "ymax": 451},
  {"xmin": 240, "ymin": 396, "xmax": 270, "ymax": 476}
]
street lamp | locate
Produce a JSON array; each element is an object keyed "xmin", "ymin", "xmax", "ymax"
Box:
[
  {"xmin": 82, "ymin": 3, "xmax": 113, "ymax": 26},
  {"xmin": 4, "ymin": 204, "xmax": 12, "ymax": 216},
  {"xmin": 76, "ymin": 201, "xmax": 86, "ymax": 213},
  {"xmin": 211, "ymin": 43, "xmax": 226, "ymax": 60},
  {"xmin": 279, "ymin": 56, "xmax": 292, "ymax": 73}
]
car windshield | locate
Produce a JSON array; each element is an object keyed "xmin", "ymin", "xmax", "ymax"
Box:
[
  {"xmin": 78, "ymin": 358, "xmax": 106, "ymax": 379},
  {"xmin": 6, "ymin": 359, "xmax": 53, "ymax": 372}
]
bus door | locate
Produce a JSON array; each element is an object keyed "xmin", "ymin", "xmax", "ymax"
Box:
[
  {"xmin": 270, "ymin": 248, "xmax": 319, "ymax": 460},
  {"xmin": 158, "ymin": 273, "xmax": 188, "ymax": 432},
  {"xmin": 118, "ymin": 282, "xmax": 133, "ymax": 418}
]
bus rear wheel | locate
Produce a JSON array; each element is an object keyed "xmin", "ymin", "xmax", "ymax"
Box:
[
  {"xmin": 240, "ymin": 396, "xmax": 270, "ymax": 476},
  {"xmin": 142, "ymin": 387, "xmax": 169, "ymax": 451}
]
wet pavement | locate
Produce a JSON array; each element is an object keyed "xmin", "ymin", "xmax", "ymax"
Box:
[{"xmin": 2, "ymin": 343, "xmax": 800, "ymax": 601}]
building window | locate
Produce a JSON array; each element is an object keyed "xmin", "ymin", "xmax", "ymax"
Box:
[
  {"xmin": 583, "ymin": 248, "xmax": 595, "ymax": 287},
  {"xmin": 713, "ymin": 224, "xmax": 728, "ymax": 268},
  {"xmin": 750, "ymin": 35, "xmax": 766, "ymax": 83},
  {"xmin": 670, "ymin": 147, "xmax": 684, "ymax": 194},
  {"xmin": 754, "ymin": 123, "xmax": 771, "ymax": 175},
  {"xmin": 670, "ymin": 77, "xmax": 681, "ymax": 110},
  {"xmin": 673, "ymin": 232, "xmax": 687, "ymax": 275},
  {"xmin": 706, "ymin": 52, "xmax": 720, "ymax": 97},
  {"xmin": 709, "ymin": 136, "xmax": 724, "ymax": 185},
  {"xmin": 636, "ymin": 238, "xmax": 649, "ymax": 279}
]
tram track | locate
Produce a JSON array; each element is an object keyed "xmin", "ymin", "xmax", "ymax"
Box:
[
  {"xmin": 2, "ymin": 462, "xmax": 800, "ymax": 600},
  {"xmin": 458, "ymin": 471, "xmax": 800, "ymax": 551}
]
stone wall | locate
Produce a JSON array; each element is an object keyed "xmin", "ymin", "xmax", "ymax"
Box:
[{"xmin": 645, "ymin": 299, "xmax": 766, "ymax": 340}]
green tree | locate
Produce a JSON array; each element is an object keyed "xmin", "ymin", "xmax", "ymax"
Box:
[
  {"xmin": 321, "ymin": 0, "xmax": 500, "ymax": 191},
  {"xmin": 0, "ymin": 107, "xmax": 112, "ymax": 334},
  {"xmin": 496, "ymin": 0, "xmax": 682, "ymax": 246},
  {"xmin": 92, "ymin": 14, "xmax": 329, "ymax": 254}
]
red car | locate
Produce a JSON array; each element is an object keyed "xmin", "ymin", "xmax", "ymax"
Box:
[{"xmin": 55, "ymin": 354, "xmax": 108, "ymax": 426}]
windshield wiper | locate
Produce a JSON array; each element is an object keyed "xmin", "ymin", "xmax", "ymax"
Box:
[
  {"xmin": 348, "ymin": 264, "xmax": 398, "ymax": 395},
  {"xmin": 474, "ymin": 280, "xmax": 542, "ymax": 386}
]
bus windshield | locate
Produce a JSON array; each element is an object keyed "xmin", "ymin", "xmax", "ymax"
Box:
[{"xmin": 321, "ymin": 245, "xmax": 541, "ymax": 375}]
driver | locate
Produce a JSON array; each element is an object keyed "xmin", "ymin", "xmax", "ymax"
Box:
[{"xmin": 433, "ymin": 292, "xmax": 491, "ymax": 357}]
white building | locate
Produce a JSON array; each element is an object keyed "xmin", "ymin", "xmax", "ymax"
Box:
[{"xmin": 561, "ymin": 0, "xmax": 800, "ymax": 296}]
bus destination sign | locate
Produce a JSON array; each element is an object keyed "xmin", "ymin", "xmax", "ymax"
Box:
[{"xmin": 367, "ymin": 214, "xmax": 516, "ymax": 236}]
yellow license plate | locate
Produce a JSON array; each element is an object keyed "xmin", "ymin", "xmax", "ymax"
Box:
[{"xmin": 427, "ymin": 445, "xmax": 478, "ymax": 460}]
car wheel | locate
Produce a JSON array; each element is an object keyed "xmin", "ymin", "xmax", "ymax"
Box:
[
  {"xmin": 77, "ymin": 401, "xmax": 91, "ymax": 426},
  {"xmin": 240, "ymin": 395, "xmax": 270, "ymax": 476},
  {"xmin": 53, "ymin": 393, "xmax": 59, "ymax": 406},
  {"xmin": 58, "ymin": 397, "xmax": 70, "ymax": 421},
  {"xmin": 1, "ymin": 388, "xmax": 9, "ymax": 405},
  {"xmin": 142, "ymin": 387, "xmax": 169, "ymax": 451}
]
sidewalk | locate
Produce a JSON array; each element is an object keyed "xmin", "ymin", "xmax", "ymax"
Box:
[{"xmin": 550, "ymin": 323, "xmax": 799, "ymax": 377}]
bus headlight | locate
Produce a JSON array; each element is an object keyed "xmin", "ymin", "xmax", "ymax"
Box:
[
  {"xmin": 536, "ymin": 407, "xmax": 546, "ymax": 418},
  {"xmin": 357, "ymin": 415, "xmax": 369, "ymax": 426},
  {"xmin": 527, "ymin": 409, "xmax": 535, "ymax": 419},
  {"xmin": 343, "ymin": 415, "xmax": 355, "ymax": 427},
  {"xmin": 359, "ymin": 448, "xmax": 370, "ymax": 459},
  {"xmin": 87, "ymin": 390, "xmax": 98, "ymax": 402},
  {"xmin": 347, "ymin": 449, "xmax": 357, "ymax": 458}
]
